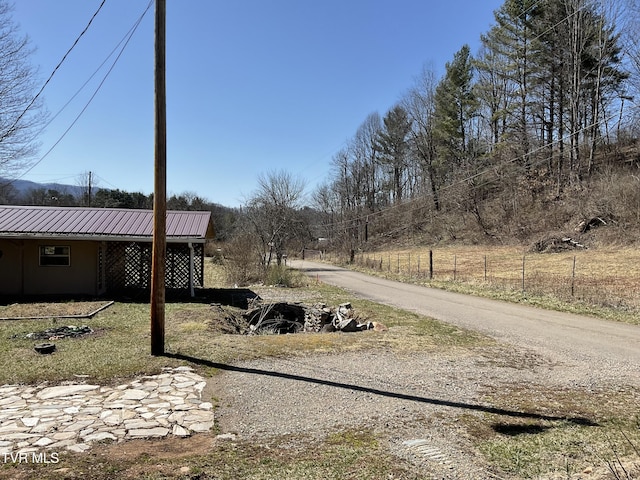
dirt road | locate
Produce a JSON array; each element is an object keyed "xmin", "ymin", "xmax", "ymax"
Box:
[{"xmin": 290, "ymin": 259, "xmax": 640, "ymax": 386}]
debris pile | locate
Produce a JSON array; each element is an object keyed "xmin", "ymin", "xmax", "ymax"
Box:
[
  {"xmin": 530, "ymin": 236, "xmax": 587, "ymax": 253},
  {"xmin": 23, "ymin": 325, "xmax": 93, "ymax": 341},
  {"xmin": 211, "ymin": 301, "xmax": 387, "ymax": 335}
]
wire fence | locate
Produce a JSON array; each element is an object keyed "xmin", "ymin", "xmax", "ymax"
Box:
[{"xmin": 310, "ymin": 248, "xmax": 640, "ymax": 312}]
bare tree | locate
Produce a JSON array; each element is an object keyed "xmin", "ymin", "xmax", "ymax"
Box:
[
  {"xmin": 403, "ymin": 64, "xmax": 442, "ymax": 210},
  {"xmin": 0, "ymin": 1, "xmax": 46, "ymax": 178},
  {"xmin": 0, "ymin": 182, "xmax": 17, "ymax": 203},
  {"xmin": 243, "ymin": 170, "xmax": 308, "ymax": 267},
  {"xmin": 350, "ymin": 112, "xmax": 382, "ymax": 212},
  {"xmin": 619, "ymin": 0, "xmax": 640, "ymax": 138}
]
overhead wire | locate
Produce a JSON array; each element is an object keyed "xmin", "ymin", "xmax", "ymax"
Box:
[
  {"xmin": 0, "ymin": 0, "xmax": 107, "ymax": 145},
  {"xmin": 11, "ymin": 0, "xmax": 154, "ymax": 183},
  {"xmin": 93, "ymin": 173, "xmax": 122, "ymax": 190},
  {"xmin": 37, "ymin": 5, "xmax": 151, "ymax": 141}
]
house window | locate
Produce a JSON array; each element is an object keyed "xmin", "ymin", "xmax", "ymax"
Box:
[{"xmin": 40, "ymin": 246, "xmax": 70, "ymax": 266}]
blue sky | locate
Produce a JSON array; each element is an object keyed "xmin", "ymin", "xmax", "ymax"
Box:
[{"xmin": 12, "ymin": 0, "xmax": 503, "ymax": 207}]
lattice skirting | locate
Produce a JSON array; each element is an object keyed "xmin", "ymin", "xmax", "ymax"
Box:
[{"xmin": 104, "ymin": 242, "xmax": 203, "ymax": 292}]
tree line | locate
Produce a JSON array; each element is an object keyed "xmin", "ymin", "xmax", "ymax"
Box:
[
  {"xmin": 0, "ymin": 182, "xmax": 239, "ymax": 242},
  {"xmin": 311, "ymin": 0, "xmax": 639, "ymax": 250},
  {"xmin": 1, "ymin": 0, "xmax": 639, "ymax": 285}
]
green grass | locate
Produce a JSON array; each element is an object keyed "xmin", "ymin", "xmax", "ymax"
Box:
[
  {"xmin": 0, "ymin": 303, "xmax": 176, "ymax": 385},
  {"xmin": 0, "ymin": 275, "xmax": 486, "ymax": 385}
]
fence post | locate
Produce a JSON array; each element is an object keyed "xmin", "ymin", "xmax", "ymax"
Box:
[
  {"xmin": 454, "ymin": 255, "xmax": 457, "ymax": 281},
  {"xmin": 429, "ymin": 250, "xmax": 433, "ymax": 280},
  {"xmin": 522, "ymin": 253, "xmax": 526, "ymax": 293},
  {"xmin": 484, "ymin": 255, "xmax": 487, "ymax": 282},
  {"xmin": 408, "ymin": 253, "xmax": 411, "ymax": 276},
  {"xmin": 571, "ymin": 255, "xmax": 576, "ymax": 297},
  {"xmin": 417, "ymin": 254, "xmax": 421, "ymax": 275},
  {"xmin": 397, "ymin": 253, "xmax": 400, "ymax": 273}
]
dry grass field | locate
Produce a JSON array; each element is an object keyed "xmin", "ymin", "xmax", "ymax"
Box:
[{"xmin": 335, "ymin": 245, "xmax": 640, "ymax": 322}]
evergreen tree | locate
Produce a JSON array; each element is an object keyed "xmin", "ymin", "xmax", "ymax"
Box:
[
  {"xmin": 479, "ymin": 0, "xmax": 543, "ymax": 170},
  {"xmin": 375, "ymin": 105, "xmax": 412, "ymax": 204},
  {"xmin": 433, "ymin": 45, "xmax": 479, "ymax": 164}
]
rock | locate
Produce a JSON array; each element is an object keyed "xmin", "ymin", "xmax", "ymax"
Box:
[
  {"xmin": 21, "ymin": 417, "xmax": 39, "ymax": 428},
  {"xmin": 189, "ymin": 422, "xmax": 213, "ymax": 433},
  {"xmin": 124, "ymin": 419, "xmax": 160, "ymax": 430},
  {"xmin": 102, "ymin": 414, "xmax": 123, "ymax": 426},
  {"xmin": 128, "ymin": 427, "xmax": 170, "ymax": 438},
  {"xmin": 52, "ymin": 431, "xmax": 78, "ymax": 441},
  {"xmin": 173, "ymin": 366, "xmax": 194, "ymax": 372},
  {"xmin": 172, "ymin": 425, "xmax": 190, "ymax": 437},
  {"xmin": 82, "ymin": 432, "xmax": 116, "ymax": 443},
  {"xmin": 67, "ymin": 443, "xmax": 91, "ymax": 453},
  {"xmin": 121, "ymin": 389, "xmax": 148, "ymax": 400},
  {"xmin": 37, "ymin": 385, "xmax": 100, "ymax": 400},
  {"xmin": 33, "ymin": 437, "xmax": 54, "ymax": 447}
]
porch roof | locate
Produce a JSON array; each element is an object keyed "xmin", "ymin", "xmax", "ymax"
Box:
[{"xmin": 0, "ymin": 206, "xmax": 214, "ymax": 243}]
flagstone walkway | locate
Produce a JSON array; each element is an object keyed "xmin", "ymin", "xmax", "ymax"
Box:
[{"xmin": 0, "ymin": 366, "xmax": 214, "ymax": 455}]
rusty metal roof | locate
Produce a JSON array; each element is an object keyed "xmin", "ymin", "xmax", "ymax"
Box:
[{"xmin": 0, "ymin": 206, "xmax": 214, "ymax": 242}]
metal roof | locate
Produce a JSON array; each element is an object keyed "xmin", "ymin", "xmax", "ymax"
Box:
[{"xmin": 0, "ymin": 206, "xmax": 214, "ymax": 242}]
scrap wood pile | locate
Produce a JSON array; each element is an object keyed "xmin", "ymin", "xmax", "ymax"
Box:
[
  {"xmin": 209, "ymin": 301, "xmax": 387, "ymax": 335},
  {"xmin": 16, "ymin": 325, "xmax": 93, "ymax": 340}
]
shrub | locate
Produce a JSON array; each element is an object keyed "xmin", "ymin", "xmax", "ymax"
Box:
[
  {"xmin": 264, "ymin": 264, "xmax": 306, "ymax": 287},
  {"xmin": 221, "ymin": 233, "xmax": 262, "ymax": 286}
]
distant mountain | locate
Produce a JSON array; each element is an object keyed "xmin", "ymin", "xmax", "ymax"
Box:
[{"xmin": 0, "ymin": 177, "xmax": 88, "ymax": 198}]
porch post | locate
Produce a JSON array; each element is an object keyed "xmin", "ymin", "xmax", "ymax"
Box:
[{"xmin": 188, "ymin": 242, "xmax": 195, "ymax": 298}]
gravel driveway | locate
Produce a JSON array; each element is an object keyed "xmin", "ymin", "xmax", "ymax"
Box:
[
  {"xmin": 211, "ymin": 261, "xmax": 640, "ymax": 479},
  {"xmin": 288, "ymin": 260, "xmax": 640, "ymax": 381}
]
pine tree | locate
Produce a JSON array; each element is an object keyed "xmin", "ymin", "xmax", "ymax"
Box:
[
  {"xmin": 433, "ymin": 44, "xmax": 479, "ymax": 173},
  {"xmin": 479, "ymin": 0, "xmax": 543, "ymax": 170},
  {"xmin": 375, "ymin": 105, "xmax": 412, "ymax": 204}
]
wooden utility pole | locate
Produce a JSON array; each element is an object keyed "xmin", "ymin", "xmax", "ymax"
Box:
[
  {"xmin": 87, "ymin": 171, "xmax": 92, "ymax": 207},
  {"xmin": 150, "ymin": 0, "xmax": 166, "ymax": 356}
]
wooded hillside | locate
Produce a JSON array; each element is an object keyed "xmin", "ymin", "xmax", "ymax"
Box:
[{"xmin": 310, "ymin": 0, "xmax": 640, "ymax": 251}]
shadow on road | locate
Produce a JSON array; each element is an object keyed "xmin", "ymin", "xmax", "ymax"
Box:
[{"xmin": 163, "ymin": 352, "xmax": 598, "ymax": 427}]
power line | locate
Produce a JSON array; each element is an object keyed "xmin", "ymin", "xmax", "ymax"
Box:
[
  {"xmin": 0, "ymin": 0, "xmax": 107, "ymax": 145},
  {"xmin": 11, "ymin": 0, "xmax": 154, "ymax": 183},
  {"xmin": 37, "ymin": 6, "xmax": 149, "ymax": 140}
]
